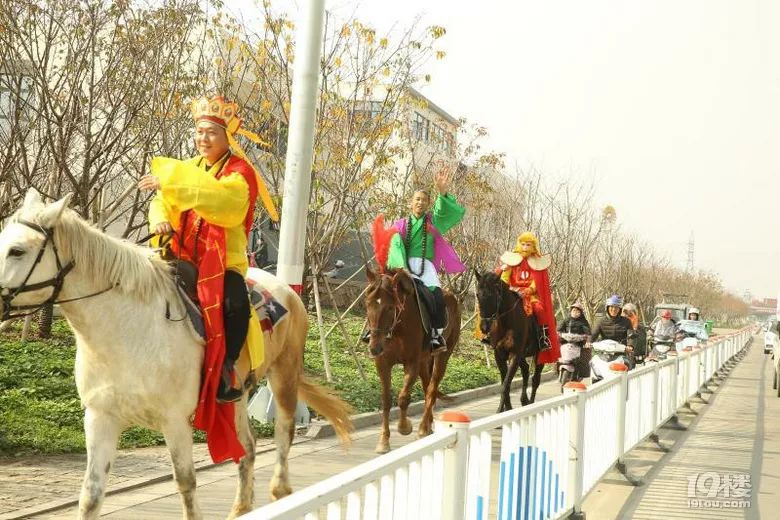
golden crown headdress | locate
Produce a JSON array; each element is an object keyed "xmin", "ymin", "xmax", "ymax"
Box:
[
  {"xmin": 191, "ymin": 96, "xmax": 242, "ymax": 134},
  {"xmin": 189, "ymin": 95, "xmax": 278, "ymax": 221}
]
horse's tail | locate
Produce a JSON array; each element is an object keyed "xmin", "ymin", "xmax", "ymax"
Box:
[{"xmin": 298, "ymin": 376, "xmax": 354, "ymax": 446}]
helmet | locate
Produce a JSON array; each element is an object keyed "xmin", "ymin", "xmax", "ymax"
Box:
[
  {"xmin": 605, "ymin": 294, "xmax": 623, "ymax": 308},
  {"xmin": 661, "ymin": 310, "xmax": 672, "ymax": 319},
  {"xmin": 688, "ymin": 307, "xmax": 700, "ymax": 316},
  {"xmin": 570, "ymin": 301, "xmax": 584, "ymax": 311},
  {"xmin": 622, "ymin": 303, "xmax": 637, "ymax": 314}
]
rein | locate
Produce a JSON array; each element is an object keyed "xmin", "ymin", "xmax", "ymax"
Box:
[
  {"xmin": 479, "ymin": 284, "xmax": 521, "ymax": 325},
  {"xmin": 0, "ymin": 219, "xmax": 115, "ymax": 321},
  {"xmin": 367, "ymin": 277, "xmax": 406, "ymax": 340}
]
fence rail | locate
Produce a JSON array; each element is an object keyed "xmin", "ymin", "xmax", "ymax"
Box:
[{"xmin": 244, "ymin": 328, "xmax": 752, "ymax": 520}]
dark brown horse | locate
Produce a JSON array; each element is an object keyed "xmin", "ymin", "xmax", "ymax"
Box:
[
  {"xmin": 475, "ymin": 270, "xmax": 545, "ymax": 413},
  {"xmin": 364, "ymin": 268, "xmax": 461, "ymax": 453}
]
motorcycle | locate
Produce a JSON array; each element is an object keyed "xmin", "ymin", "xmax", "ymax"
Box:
[
  {"xmin": 557, "ymin": 332, "xmax": 590, "ymax": 391},
  {"xmin": 590, "ymin": 340, "xmax": 632, "ymax": 383},
  {"xmin": 646, "ymin": 334, "xmax": 677, "ymax": 362}
]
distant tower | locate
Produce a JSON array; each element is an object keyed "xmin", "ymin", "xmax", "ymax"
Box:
[{"xmin": 686, "ymin": 232, "xmax": 695, "ymax": 272}]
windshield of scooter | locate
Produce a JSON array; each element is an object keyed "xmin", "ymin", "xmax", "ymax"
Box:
[{"xmin": 677, "ymin": 319, "xmax": 708, "ymax": 340}]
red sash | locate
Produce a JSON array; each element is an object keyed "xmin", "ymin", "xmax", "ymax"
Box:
[{"xmin": 170, "ymin": 155, "xmax": 258, "ymax": 464}]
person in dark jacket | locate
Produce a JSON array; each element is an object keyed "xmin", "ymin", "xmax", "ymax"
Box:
[
  {"xmin": 558, "ymin": 300, "xmax": 591, "ymax": 377},
  {"xmin": 622, "ymin": 302, "xmax": 646, "ymax": 358},
  {"xmin": 589, "ymin": 294, "xmax": 635, "ymax": 352}
]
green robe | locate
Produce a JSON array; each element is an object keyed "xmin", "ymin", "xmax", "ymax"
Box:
[{"xmin": 386, "ymin": 193, "xmax": 465, "ymax": 275}]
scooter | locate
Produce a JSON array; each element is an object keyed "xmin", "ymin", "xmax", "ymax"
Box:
[
  {"xmin": 764, "ymin": 331, "xmax": 776, "ymax": 355},
  {"xmin": 557, "ymin": 332, "xmax": 589, "ymax": 391},
  {"xmin": 646, "ymin": 334, "xmax": 676, "ymax": 362},
  {"xmin": 590, "ymin": 340, "xmax": 632, "ymax": 383}
]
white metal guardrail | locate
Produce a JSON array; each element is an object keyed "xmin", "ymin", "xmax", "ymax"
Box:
[{"xmin": 243, "ymin": 328, "xmax": 751, "ymax": 520}]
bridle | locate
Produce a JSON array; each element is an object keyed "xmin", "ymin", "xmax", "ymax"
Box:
[
  {"xmin": 478, "ymin": 281, "xmax": 521, "ymax": 328},
  {"xmin": 0, "ymin": 219, "xmax": 114, "ymax": 321},
  {"xmin": 366, "ymin": 277, "xmax": 406, "ymax": 341}
]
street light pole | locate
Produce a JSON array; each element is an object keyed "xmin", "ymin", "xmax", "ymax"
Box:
[{"xmin": 276, "ymin": 0, "xmax": 326, "ymax": 293}]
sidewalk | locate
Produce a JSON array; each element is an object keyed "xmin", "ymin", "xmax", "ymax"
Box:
[
  {"xmin": 0, "ymin": 373, "xmax": 556, "ymax": 520},
  {"xmin": 583, "ymin": 335, "xmax": 777, "ymax": 519}
]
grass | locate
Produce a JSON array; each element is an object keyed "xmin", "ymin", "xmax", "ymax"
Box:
[{"xmin": 0, "ymin": 310, "xmax": 499, "ymax": 456}]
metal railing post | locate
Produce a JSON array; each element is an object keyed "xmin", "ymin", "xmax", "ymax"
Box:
[
  {"xmin": 436, "ymin": 411, "xmax": 471, "ymax": 520},
  {"xmin": 567, "ymin": 387, "xmax": 587, "ymax": 519}
]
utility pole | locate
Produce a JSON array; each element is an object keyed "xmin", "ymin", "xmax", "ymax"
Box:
[
  {"xmin": 686, "ymin": 232, "xmax": 695, "ymax": 272},
  {"xmin": 276, "ymin": 0, "xmax": 326, "ymax": 294}
]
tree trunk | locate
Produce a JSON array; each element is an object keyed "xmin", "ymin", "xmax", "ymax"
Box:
[
  {"xmin": 311, "ymin": 274, "xmax": 333, "ymax": 382},
  {"xmin": 37, "ymin": 303, "xmax": 54, "ymax": 339}
]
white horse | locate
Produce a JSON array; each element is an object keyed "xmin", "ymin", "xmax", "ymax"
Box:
[{"xmin": 0, "ymin": 190, "xmax": 352, "ymax": 519}]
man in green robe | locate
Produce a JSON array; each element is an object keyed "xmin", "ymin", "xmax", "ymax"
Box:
[{"xmin": 371, "ymin": 165, "xmax": 467, "ymax": 353}]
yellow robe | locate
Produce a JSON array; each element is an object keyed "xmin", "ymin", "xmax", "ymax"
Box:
[{"xmin": 149, "ymin": 155, "xmax": 265, "ymax": 370}]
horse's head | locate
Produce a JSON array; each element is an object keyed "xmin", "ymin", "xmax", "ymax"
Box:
[
  {"xmin": 0, "ymin": 189, "xmax": 73, "ymax": 319},
  {"xmin": 364, "ymin": 267, "xmax": 414, "ymax": 358},
  {"xmin": 474, "ymin": 269, "xmax": 513, "ymax": 336}
]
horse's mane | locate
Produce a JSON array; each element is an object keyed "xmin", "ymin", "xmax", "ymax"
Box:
[{"xmin": 29, "ymin": 208, "xmax": 173, "ymax": 302}]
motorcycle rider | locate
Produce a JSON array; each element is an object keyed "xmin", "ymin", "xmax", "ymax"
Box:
[
  {"xmin": 622, "ymin": 303, "xmax": 647, "ymax": 360},
  {"xmin": 589, "ymin": 295, "xmax": 635, "ymax": 364},
  {"xmin": 653, "ymin": 309, "xmax": 677, "ymax": 342},
  {"xmin": 557, "ymin": 301, "xmax": 592, "ymax": 378}
]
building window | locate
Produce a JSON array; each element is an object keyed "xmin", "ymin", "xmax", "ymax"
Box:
[
  {"xmin": 412, "ymin": 112, "xmax": 430, "ymax": 142},
  {"xmin": 353, "ymin": 100, "xmax": 385, "ymax": 121}
]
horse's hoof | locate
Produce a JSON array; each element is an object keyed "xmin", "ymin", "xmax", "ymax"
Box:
[
  {"xmin": 227, "ymin": 505, "xmax": 253, "ymax": 519},
  {"xmin": 375, "ymin": 441, "xmax": 391, "ymax": 454},
  {"xmin": 417, "ymin": 428, "xmax": 432, "ymax": 439},
  {"xmin": 397, "ymin": 419, "xmax": 413, "ymax": 436},
  {"xmin": 270, "ymin": 482, "xmax": 293, "ymax": 501}
]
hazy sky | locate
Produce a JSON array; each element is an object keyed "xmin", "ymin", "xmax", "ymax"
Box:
[{"xmin": 251, "ymin": 1, "xmax": 780, "ymax": 298}]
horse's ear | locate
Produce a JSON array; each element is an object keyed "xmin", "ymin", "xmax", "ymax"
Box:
[
  {"xmin": 23, "ymin": 189, "xmax": 43, "ymax": 209},
  {"xmin": 38, "ymin": 193, "xmax": 73, "ymax": 228},
  {"xmin": 366, "ymin": 265, "xmax": 377, "ymax": 283}
]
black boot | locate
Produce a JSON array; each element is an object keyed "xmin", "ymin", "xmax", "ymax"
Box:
[
  {"xmin": 430, "ymin": 331, "xmax": 448, "ymax": 355},
  {"xmin": 217, "ymin": 363, "xmax": 243, "ymax": 403}
]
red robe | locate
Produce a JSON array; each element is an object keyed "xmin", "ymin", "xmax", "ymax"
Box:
[
  {"xmin": 169, "ymin": 155, "xmax": 258, "ymax": 463},
  {"xmin": 499, "ymin": 258, "xmax": 561, "ymax": 364}
]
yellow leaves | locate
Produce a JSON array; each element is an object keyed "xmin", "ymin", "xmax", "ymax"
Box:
[
  {"xmin": 334, "ymin": 56, "xmax": 342, "ymax": 68},
  {"xmin": 382, "ymin": 67, "xmax": 390, "ymax": 77},
  {"xmin": 436, "ymin": 50, "xmax": 446, "ymax": 60},
  {"xmin": 340, "ymin": 24, "xmax": 351, "ymax": 37},
  {"xmin": 380, "ymin": 38, "xmax": 388, "ymax": 49},
  {"xmin": 260, "ymin": 99, "xmax": 273, "ymax": 113},
  {"xmin": 424, "ymin": 74, "xmax": 431, "ymax": 83},
  {"xmin": 429, "ymin": 26, "xmax": 446, "ymax": 39}
]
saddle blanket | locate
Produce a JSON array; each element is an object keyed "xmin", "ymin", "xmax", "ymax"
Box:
[{"xmin": 247, "ymin": 278, "xmax": 288, "ymax": 333}]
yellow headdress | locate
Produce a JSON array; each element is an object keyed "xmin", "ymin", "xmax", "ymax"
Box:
[
  {"xmin": 514, "ymin": 231, "xmax": 541, "ymax": 255},
  {"xmin": 191, "ymin": 96, "xmax": 279, "ymax": 222}
]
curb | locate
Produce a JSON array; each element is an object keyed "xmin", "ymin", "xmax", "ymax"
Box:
[
  {"xmin": 3, "ymin": 370, "xmax": 556, "ymax": 519},
  {"xmin": 305, "ymin": 369, "xmax": 558, "ymax": 440}
]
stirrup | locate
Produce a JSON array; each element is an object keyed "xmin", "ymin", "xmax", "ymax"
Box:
[{"xmin": 217, "ymin": 365, "xmax": 243, "ymax": 403}]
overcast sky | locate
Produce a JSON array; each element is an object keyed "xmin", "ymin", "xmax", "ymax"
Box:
[{"xmin": 243, "ymin": 0, "xmax": 780, "ymax": 298}]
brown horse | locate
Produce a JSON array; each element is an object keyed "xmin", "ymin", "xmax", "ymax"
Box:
[
  {"xmin": 475, "ymin": 270, "xmax": 545, "ymax": 413},
  {"xmin": 364, "ymin": 268, "xmax": 461, "ymax": 453}
]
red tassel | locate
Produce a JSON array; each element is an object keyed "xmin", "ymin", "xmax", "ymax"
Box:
[{"xmin": 371, "ymin": 214, "xmax": 397, "ymax": 273}]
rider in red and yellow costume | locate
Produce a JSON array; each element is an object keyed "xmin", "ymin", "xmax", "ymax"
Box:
[
  {"xmin": 495, "ymin": 232, "xmax": 561, "ymax": 364},
  {"xmin": 138, "ymin": 95, "xmax": 278, "ymax": 463}
]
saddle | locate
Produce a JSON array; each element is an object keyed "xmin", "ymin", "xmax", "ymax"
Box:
[
  {"xmin": 411, "ymin": 278, "xmax": 446, "ymax": 339},
  {"xmin": 168, "ymin": 259, "xmax": 205, "ymax": 340}
]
